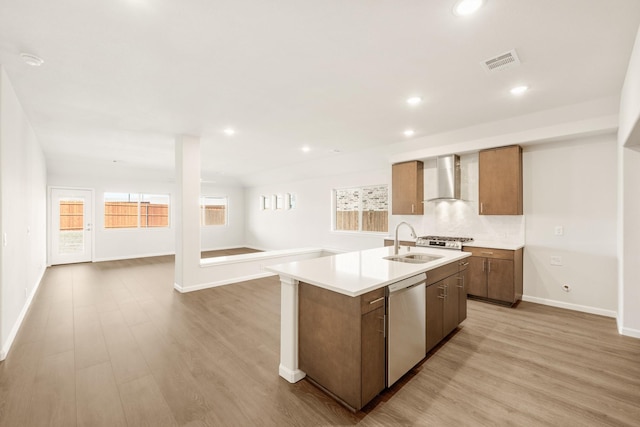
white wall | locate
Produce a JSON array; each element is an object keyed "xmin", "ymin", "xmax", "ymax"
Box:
[
  {"xmin": 47, "ymin": 174, "xmax": 246, "ymax": 262},
  {"xmin": 522, "ymin": 135, "xmax": 618, "ymax": 316},
  {"xmin": 618, "ymin": 24, "xmax": 640, "ymax": 337},
  {"xmin": 0, "ymin": 67, "xmax": 48, "ymax": 359},
  {"xmin": 200, "ymin": 183, "xmax": 245, "ymax": 251},
  {"xmin": 244, "ymin": 156, "xmax": 524, "ymax": 253},
  {"xmin": 245, "ymin": 168, "xmax": 391, "ymax": 252}
]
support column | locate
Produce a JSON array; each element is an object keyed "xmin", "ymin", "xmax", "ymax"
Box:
[
  {"xmin": 174, "ymin": 135, "xmax": 201, "ymax": 292},
  {"xmin": 279, "ymin": 275, "xmax": 306, "ymax": 383}
]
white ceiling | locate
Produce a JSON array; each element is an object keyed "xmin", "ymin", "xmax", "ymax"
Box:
[{"xmin": 1, "ymin": 0, "xmax": 639, "ymax": 185}]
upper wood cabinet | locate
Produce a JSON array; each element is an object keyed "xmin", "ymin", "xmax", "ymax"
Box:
[
  {"xmin": 478, "ymin": 145, "xmax": 523, "ymax": 215},
  {"xmin": 392, "ymin": 160, "xmax": 424, "ymax": 215}
]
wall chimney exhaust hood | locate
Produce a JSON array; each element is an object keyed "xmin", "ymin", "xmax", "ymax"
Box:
[{"xmin": 426, "ymin": 154, "xmax": 461, "ymax": 201}]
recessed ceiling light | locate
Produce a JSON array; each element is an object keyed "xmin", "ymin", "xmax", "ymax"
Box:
[
  {"xmin": 20, "ymin": 53, "xmax": 44, "ymax": 67},
  {"xmin": 301, "ymin": 146, "xmax": 311, "ymax": 152},
  {"xmin": 403, "ymin": 129, "xmax": 416, "ymax": 137},
  {"xmin": 453, "ymin": 0, "xmax": 485, "ymax": 16},
  {"xmin": 406, "ymin": 96, "xmax": 423, "ymax": 106},
  {"xmin": 223, "ymin": 128, "xmax": 235, "ymax": 136},
  {"xmin": 510, "ymin": 85, "xmax": 529, "ymax": 95}
]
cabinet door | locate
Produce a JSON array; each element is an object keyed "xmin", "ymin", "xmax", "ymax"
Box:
[
  {"xmin": 442, "ymin": 277, "xmax": 459, "ymax": 336},
  {"xmin": 457, "ymin": 266, "xmax": 469, "ymax": 323},
  {"xmin": 426, "ymin": 282, "xmax": 444, "ymax": 352},
  {"xmin": 487, "ymin": 258, "xmax": 515, "ymax": 303},
  {"xmin": 361, "ymin": 306, "xmax": 386, "ymax": 405},
  {"xmin": 392, "ymin": 161, "xmax": 424, "ymax": 215},
  {"xmin": 479, "ymin": 145, "xmax": 522, "ymax": 215},
  {"xmin": 466, "ymin": 256, "xmax": 488, "ymax": 297}
]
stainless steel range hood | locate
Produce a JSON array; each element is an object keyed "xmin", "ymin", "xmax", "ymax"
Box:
[{"xmin": 426, "ymin": 155, "xmax": 461, "ymax": 201}]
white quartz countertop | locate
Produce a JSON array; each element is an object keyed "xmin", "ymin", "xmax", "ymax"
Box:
[
  {"xmin": 463, "ymin": 241, "xmax": 525, "ymax": 250},
  {"xmin": 267, "ymin": 246, "xmax": 470, "ymax": 297}
]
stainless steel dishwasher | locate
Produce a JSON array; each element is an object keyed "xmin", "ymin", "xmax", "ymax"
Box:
[{"xmin": 386, "ymin": 272, "xmax": 427, "ymax": 386}]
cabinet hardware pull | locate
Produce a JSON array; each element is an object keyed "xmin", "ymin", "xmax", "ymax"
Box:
[
  {"xmin": 480, "ymin": 202, "xmax": 484, "ymax": 213},
  {"xmin": 481, "ymin": 251, "xmax": 494, "ymax": 255},
  {"xmin": 369, "ymin": 296, "xmax": 385, "ymax": 305},
  {"xmin": 457, "ymin": 276, "xmax": 464, "ymax": 288},
  {"xmin": 459, "ymin": 262, "xmax": 469, "ymax": 267},
  {"xmin": 482, "ymin": 259, "xmax": 486, "ymax": 272},
  {"xmin": 411, "ymin": 204, "xmax": 415, "ymax": 213},
  {"xmin": 488, "ymin": 260, "xmax": 491, "ymax": 273}
]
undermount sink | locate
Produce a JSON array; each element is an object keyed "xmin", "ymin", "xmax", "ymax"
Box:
[{"xmin": 384, "ymin": 253, "xmax": 443, "ymax": 264}]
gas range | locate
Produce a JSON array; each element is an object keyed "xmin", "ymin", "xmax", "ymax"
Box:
[{"xmin": 415, "ymin": 235, "xmax": 474, "ymax": 251}]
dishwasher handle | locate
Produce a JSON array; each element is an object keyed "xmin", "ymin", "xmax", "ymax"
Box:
[{"xmin": 387, "ymin": 273, "xmax": 427, "ymax": 293}]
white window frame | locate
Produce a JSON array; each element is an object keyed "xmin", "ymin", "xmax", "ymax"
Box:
[
  {"xmin": 331, "ymin": 185, "xmax": 389, "ymax": 234},
  {"xmin": 200, "ymin": 196, "xmax": 228, "ymax": 227},
  {"xmin": 103, "ymin": 192, "xmax": 171, "ymax": 230}
]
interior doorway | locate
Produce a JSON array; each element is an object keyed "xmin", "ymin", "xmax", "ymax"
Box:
[{"xmin": 50, "ymin": 188, "xmax": 93, "ymax": 265}]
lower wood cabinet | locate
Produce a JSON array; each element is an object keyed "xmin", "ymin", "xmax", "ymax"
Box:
[
  {"xmin": 298, "ymin": 283, "xmax": 385, "ymax": 411},
  {"xmin": 458, "ymin": 259, "xmax": 469, "ymax": 324},
  {"xmin": 425, "ymin": 261, "xmax": 467, "ymax": 353},
  {"xmin": 463, "ymin": 246, "xmax": 523, "ymax": 305}
]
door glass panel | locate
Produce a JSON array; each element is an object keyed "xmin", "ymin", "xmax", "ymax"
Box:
[{"xmin": 58, "ymin": 198, "xmax": 84, "ymax": 254}]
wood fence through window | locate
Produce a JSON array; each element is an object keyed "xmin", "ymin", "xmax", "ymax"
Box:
[
  {"xmin": 201, "ymin": 206, "xmax": 226, "ymax": 225},
  {"xmin": 59, "ymin": 201, "xmax": 84, "ymax": 230},
  {"xmin": 104, "ymin": 202, "xmax": 169, "ymax": 228},
  {"xmin": 335, "ymin": 211, "xmax": 388, "ymax": 232}
]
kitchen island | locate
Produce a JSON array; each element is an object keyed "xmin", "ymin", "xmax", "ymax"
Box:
[{"xmin": 267, "ymin": 245, "xmax": 471, "ymax": 410}]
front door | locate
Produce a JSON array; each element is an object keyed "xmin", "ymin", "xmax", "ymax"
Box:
[{"xmin": 50, "ymin": 188, "xmax": 93, "ymax": 265}]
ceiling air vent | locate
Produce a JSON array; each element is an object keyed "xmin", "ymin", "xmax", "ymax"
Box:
[{"xmin": 480, "ymin": 49, "xmax": 521, "ymax": 73}]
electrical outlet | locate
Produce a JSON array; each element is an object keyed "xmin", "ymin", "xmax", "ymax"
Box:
[
  {"xmin": 562, "ymin": 284, "xmax": 571, "ymax": 292},
  {"xmin": 554, "ymin": 226, "xmax": 564, "ymax": 236},
  {"xmin": 550, "ymin": 256, "xmax": 563, "ymax": 266}
]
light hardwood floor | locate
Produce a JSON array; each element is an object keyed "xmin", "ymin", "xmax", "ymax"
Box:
[{"xmin": 1, "ymin": 255, "xmax": 639, "ymax": 426}]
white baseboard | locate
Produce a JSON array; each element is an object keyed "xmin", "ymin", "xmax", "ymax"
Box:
[
  {"xmin": 174, "ymin": 271, "xmax": 277, "ymax": 293},
  {"xmin": 93, "ymin": 251, "xmax": 174, "ymax": 263},
  {"xmin": 522, "ymin": 295, "xmax": 617, "ymax": 318},
  {"xmin": 619, "ymin": 326, "xmax": 640, "ymax": 339},
  {"xmin": 0, "ymin": 266, "xmax": 46, "ymax": 361},
  {"xmin": 279, "ymin": 364, "xmax": 306, "ymax": 383}
]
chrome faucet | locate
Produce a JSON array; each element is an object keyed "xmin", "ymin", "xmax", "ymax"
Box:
[{"xmin": 394, "ymin": 221, "xmax": 417, "ymax": 255}]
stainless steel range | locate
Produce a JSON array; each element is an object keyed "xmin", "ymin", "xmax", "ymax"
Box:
[{"xmin": 415, "ymin": 235, "xmax": 474, "ymax": 250}]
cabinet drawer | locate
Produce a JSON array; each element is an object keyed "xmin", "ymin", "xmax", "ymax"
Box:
[
  {"xmin": 463, "ymin": 247, "xmax": 514, "ymax": 260},
  {"xmin": 361, "ymin": 288, "xmax": 385, "ymax": 314},
  {"xmin": 426, "ymin": 262, "xmax": 459, "ymax": 285}
]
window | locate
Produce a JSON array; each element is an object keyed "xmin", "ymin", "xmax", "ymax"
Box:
[
  {"xmin": 333, "ymin": 185, "xmax": 388, "ymax": 233},
  {"xmin": 104, "ymin": 193, "xmax": 170, "ymax": 229},
  {"xmin": 201, "ymin": 196, "xmax": 227, "ymax": 226}
]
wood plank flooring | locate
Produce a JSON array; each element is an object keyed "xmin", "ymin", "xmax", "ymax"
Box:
[{"xmin": 1, "ymin": 254, "xmax": 639, "ymax": 426}]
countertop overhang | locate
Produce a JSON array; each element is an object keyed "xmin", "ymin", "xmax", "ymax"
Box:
[{"xmin": 267, "ymin": 246, "xmax": 471, "ymax": 297}]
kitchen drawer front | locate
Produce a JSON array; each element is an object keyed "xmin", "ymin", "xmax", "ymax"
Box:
[
  {"xmin": 463, "ymin": 247, "xmax": 514, "ymax": 260},
  {"xmin": 458, "ymin": 258, "xmax": 470, "ymax": 271},
  {"xmin": 361, "ymin": 288, "xmax": 385, "ymax": 314},
  {"xmin": 426, "ymin": 262, "xmax": 459, "ymax": 285}
]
